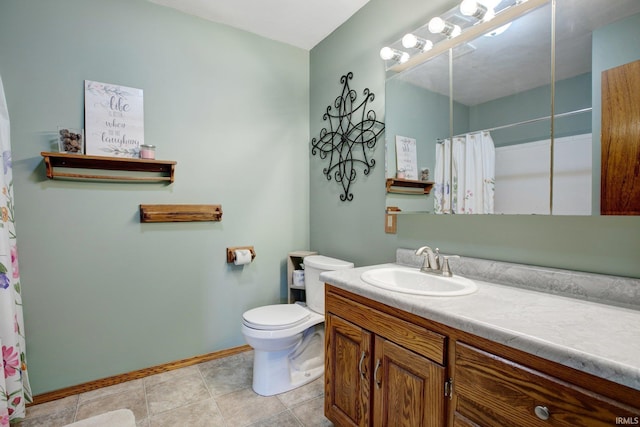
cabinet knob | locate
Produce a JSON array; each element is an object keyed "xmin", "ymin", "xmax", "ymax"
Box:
[{"xmin": 534, "ymin": 405, "xmax": 550, "ymax": 420}]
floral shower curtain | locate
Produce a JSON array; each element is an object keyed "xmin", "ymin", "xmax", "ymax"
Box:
[
  {"xmin": 0, "ymin": 75, "xmax": 31, "ymax": 423},
  {"xmin": 434, "ymin": 131, "xmax": 495, "ymax": 214}
]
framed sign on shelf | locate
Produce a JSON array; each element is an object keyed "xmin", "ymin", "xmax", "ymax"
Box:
[
  {"xmin": 84, "ymin": 80, "xmax": 144, "ymax": 158},
  {"xmin": 395, "ymin": 135, "xmax": 418, "ymax": 180}
]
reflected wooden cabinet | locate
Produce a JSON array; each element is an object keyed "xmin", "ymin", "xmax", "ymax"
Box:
[
  {"xmin": 325, "ymin": 287, "xmax": 446, "ymax": 427},
  {"xmin": 601, "ymin": 59, "xmax": 640, "ymax": 215}
]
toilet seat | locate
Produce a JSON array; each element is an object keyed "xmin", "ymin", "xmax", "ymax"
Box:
[{"xmin": 242, "ymin": 304, "xmax": 311, "ymax": 330}]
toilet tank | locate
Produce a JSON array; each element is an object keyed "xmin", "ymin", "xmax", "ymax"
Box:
[{"xmin": 304, "ymin": 255, "xmax": 354, "ymax": 314}]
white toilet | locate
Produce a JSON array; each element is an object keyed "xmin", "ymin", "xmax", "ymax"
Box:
[{"xmin": 241, "ymin": 255, "xmax": 354, "ymax": 396}]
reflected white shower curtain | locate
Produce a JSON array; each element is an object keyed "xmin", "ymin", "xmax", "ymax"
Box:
[
  {"xmin": 0, "ymin": 75, "xmax": 31, "ymax": 423},
  {"xmin": 434, "ymin": 138, "xmax": 453, "ymax": 214},
  {"xmin": 434, "ymin": 131, "xmax": 495, "ymax": 214}
]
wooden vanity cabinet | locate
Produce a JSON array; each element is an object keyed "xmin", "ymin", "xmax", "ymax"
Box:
[
  {"xmin": 325, "ymin": 286, "xmax": 447, "ymax": 427},
  {"xmin": 325, "ymin": 285, "xmax": 640, "ymax": 427}
]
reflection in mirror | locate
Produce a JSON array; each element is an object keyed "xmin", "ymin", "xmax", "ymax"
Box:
[
  {"xmin": 385, "ymin": 51, "xmax": 451, "ymax": 213},
  {"xmin": 450, "ymin": 2, "xmax": 553, "ymax": 214},
  {"xmin": 384, "ymin": 0, "xmax": 640, "ymax": 215},
  {"xmin": 555, "ymin": 0, "xmax": 640, "ymax": 216}
]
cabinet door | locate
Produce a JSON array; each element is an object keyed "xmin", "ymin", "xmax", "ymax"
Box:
[
  {"xmin": 325, "ymin": 313, "xmax": 372, "ymax": 427},
  {"xmin": 372, "ymin": 336, "xmax": 446, "ymax": 427}
]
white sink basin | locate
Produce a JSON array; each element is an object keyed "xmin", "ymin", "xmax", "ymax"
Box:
[{"xmin": 361, "ymin": 266, "xmax": 478, "ymax": 296}]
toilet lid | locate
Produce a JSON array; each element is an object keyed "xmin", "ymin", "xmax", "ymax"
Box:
[{"xmin": 243, "ymin": 304, "xmax": 311, "ymax": 330}]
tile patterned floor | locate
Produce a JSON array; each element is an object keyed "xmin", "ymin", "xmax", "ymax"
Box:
[{"xmin": 14, "ymin": 351, "xmax": 333, "ymax": 427}]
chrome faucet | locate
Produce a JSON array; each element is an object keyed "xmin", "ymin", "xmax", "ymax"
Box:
[
  {"xmin": 415, "ymin": 246, "xmax": 439, "ymax": 272},
  {"xmin": 415, "ymin": 246, "xmax": 459, "ymax": 277}
]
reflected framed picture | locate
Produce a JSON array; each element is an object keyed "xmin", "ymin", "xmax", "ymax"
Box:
[{"xmin": 395, "ymin": 135, "xmax": 418, "ymax": 180}]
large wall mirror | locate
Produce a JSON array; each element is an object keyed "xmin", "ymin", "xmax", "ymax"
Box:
[{"xmin": 384, "ymin": 0, "xmax": 640, "ymax": 215}]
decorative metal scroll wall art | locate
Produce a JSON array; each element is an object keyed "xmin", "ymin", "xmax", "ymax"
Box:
[{"xmin": 311, "ymin": 72, "xmax": 385, "ymax": 201}]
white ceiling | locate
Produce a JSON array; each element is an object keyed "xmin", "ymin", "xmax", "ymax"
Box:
[{"xmin": 148, "ymin": 0, "xmax": 371, "ymax": 50}]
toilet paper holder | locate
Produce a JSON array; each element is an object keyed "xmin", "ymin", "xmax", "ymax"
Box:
[{"xmin": 226, "ymin": 246, "xmax": 256, "ymax": 263}]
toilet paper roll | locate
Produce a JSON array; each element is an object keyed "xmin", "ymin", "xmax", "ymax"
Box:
[
  {"xmin": 293, "ymin": 270, "xmax": 305, "ymax": 287},
  {"xmin": 234, "ymin": 249, "xmax": 253, "ymax": 265}
]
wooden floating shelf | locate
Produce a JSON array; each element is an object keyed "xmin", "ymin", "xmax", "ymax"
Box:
[
  {"xmin": 41, "ymin": 152, "xmax": 176, "ymax": 183},
  {"xmin": 386, "ymin": 178, "xmax": 435, "ymax": 195},
  {"xmin": 139, "ymin": 204, "xmax": 222, "ymax": 223}
]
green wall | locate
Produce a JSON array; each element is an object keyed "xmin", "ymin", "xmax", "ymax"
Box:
[
  {"xmin": 309, "ymin": 0, "xmax": 640, "ymax": 276},
  {"xmin": 469, "ymin": 73, "xmax": 592, "ymax": 146},
  {"xmin": 0, "ymin": 0, "xmax": 309, "ymax": 394}
]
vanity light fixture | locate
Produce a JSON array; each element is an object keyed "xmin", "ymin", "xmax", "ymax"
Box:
[
  {"xmin": 460, "ymin": 0, "xmax": 496, "ymax": 21},
  {"xmin": 401, "ymin": 33, "xmax": 434, "ymax": 52},
  {"xmin": 381, "ymin": 0, "xmax": 546, "ymax": 72},
  {"xmin": 428, "ymin": 17, "xmax": 462, "ymax": 38},
  {"xmin": 379, "ymin": 46, "xmax": 410, "ymax": 63}
]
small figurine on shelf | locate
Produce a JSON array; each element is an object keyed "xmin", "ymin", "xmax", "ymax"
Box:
[
  {"xmin": 58, "ymin": 128, "xmax": 84, "ymax": 154},
  {"xmin": 420, "ymin": 167, "xmax": 430, "ymax": 181}
]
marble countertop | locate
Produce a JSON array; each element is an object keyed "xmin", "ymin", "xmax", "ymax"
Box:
[{"xmin": 321, "ymin": 263, "xmax": 640, "ymax": 391}]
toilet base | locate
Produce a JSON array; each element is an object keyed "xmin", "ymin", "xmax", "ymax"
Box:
[{"xmin": 251, "ymin": 324, "xmax": 324, "ymax": 396}]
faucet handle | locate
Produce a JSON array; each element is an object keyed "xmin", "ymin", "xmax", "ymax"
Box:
[
  {"xmin": 433, "ymin": 248, "xmax": 441, "ymax": 270},
  {"xmin": 440, "ymin": 255, "xmax": 460, "ymax": 277}
]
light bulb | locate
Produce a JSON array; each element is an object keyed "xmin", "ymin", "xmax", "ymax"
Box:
[
  {"xmin": 379, "ymin": 46, "xmax": 395, "ymax": 60},
  {"xmin": 402, "ymin": 34, "xmax": 433, "ymax": 52},
  {"xmin": 379, "ymin": 47, "xmax": 410, "ymax": 63},
  {"xmin": 428, "ymin": 17, "xmax": 445, "ymax": 34},
  {"xmin": 460, "ymin": 0, "xmax": 479, "ymax": 16},
  {"xmin": 460, "ymin": 0, "xmax": 495, "ymax": 21},
  {"xmin": 429, "ymin": 17, "xmax": 461, "ymax": 38},
  {"xmin": 402, "ymin": 33, "xmax": 418, "ymax": 49}
]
